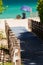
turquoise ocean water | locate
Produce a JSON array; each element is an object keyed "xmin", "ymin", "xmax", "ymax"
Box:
[{"xmin": 0, "ymin": 0, "xmax": 37, "ymax": 19}]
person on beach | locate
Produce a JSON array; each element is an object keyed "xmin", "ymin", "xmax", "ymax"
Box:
[{"xmin": 22, "ymin": 13, "xmax": 26, "ymax": 19}]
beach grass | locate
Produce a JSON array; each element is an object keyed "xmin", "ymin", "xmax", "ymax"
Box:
[
  {"xmin": 0, "ymin": 62, "xmax": 12, "ymax": 65},
  {"xmin": 0, "ymin": 62, "xmax": 24, "ymax": 65}
]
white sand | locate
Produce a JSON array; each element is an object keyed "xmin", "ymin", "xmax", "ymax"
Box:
[{"xmin": 6, "ymin": 19, "xmax": 29, "ymax": 30}]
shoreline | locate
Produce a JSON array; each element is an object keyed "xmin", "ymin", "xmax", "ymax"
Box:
[{"xmin": 0, "ymin": 17, "xmax": 40, "ymax": 21}]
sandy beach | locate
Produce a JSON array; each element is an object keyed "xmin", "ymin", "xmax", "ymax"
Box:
[{"xmin": 0, "ymin": 17, "xmax": 40, "ymax": 46}]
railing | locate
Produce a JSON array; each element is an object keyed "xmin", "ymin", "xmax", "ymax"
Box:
[
  {"xmin": 5, "ymin": 22, "xmax": 21, "ymax": 65},
  {"xmin": 31, "ymin": 20, "xmax": 43, "ymax": 39}
]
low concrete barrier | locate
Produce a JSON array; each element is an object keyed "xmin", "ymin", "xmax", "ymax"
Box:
[{"xmin": 5, "ymin": 22, "xmax": 21, "ymax": 65}]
